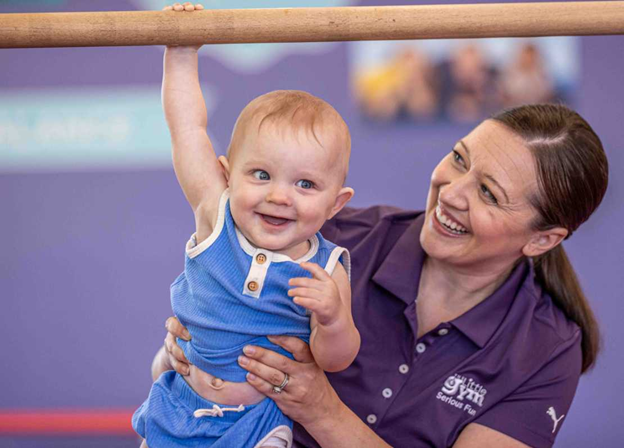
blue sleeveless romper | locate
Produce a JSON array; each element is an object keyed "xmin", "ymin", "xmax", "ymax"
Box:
[{"xmin": 133, "ymin": 190, "xmax": 350, "ymax": 448}]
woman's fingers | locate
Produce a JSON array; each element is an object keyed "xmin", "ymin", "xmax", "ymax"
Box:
[
  {"xmin": 165, "ymin": 333, "xmax": 189, "ymax": 363},
  {"xmin": 245, "ymin": 370, "xmax": 286, "ymax": 398},
  {"xmin": 267, "ymin": 336, "xmax": 315, "ymax": 363},
  {"xmin": 239, "ymin": 352, "xmax": 291, "ymax": 389},
  {"xmin": 165, "ymin": 316, "xmax": 191, "ymax": 341},
  {"xmin": 240, "ymin": 344, "xmax": 294, "ymax": 373}
]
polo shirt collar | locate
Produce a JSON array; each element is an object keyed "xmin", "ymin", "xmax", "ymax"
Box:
[
  {"xmin": 371, "ymin": 213, "xmax": 426, "ymax": 305},
  {"xmin": 451, "ymin": 259, "xmax": 530, "ymax": 348},
  {"xmin": 371, "ymin": 211, "xmax": 533, "ymax": 349}
]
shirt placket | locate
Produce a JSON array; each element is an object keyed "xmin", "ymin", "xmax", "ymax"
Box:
[
  {"xmin": 365, "ymin": 303, "xmax": 455, "ymax": 429},
  {"xmin": 242, "ymin": 250, "xmax": 273, "ymax": 298}
]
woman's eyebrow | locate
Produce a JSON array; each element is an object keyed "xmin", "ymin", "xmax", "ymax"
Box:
[
  {"xmin": 458, "ymin": 140, "xmax": 470, "ymax": 156},
  {"xmin": 459, "ymin": 140, "xmax": 510, "ymax": 203}
]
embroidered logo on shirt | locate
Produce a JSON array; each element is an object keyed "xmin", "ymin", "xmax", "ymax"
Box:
[
  {"xmin": 547, "ymin": 407, "xmax": 565, "ymax": 433},
  {"xmin": 436, "ymin": 374, "xmax": 487, "ymax": 416}
]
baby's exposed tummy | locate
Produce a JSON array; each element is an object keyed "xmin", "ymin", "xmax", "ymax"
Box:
[{"xmin": 185, "ymin": 364, "xmax": 265, "ymax": 406}]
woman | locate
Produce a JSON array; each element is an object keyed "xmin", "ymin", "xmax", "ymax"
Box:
[{"xmin": 154, "ymin": 104, "xmax": 608, "ymax": 447}]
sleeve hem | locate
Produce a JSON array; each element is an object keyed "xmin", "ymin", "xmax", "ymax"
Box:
[{"xmin": 474, "ymin": 415, "xmax": 554, "ymax": 448}]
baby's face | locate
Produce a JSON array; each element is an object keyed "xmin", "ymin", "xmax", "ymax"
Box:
[{"xmin": 225, "ymin": 123, "xmax": 349, "ymax": 260}]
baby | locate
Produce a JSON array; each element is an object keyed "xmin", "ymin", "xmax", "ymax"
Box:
[{"xmin": 132, "ymin": 3, "xmax": 360, "ymax": 448}]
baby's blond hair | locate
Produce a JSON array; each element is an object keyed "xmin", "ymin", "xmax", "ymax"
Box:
[{"xmin": 227, "ymin": 90, "xmax": 351, "ymax": 181}]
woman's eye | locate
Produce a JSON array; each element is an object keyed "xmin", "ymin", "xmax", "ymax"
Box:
[
  {"xmin": 452, "ymin": 150, "xmax": 465, "ymax": 166},
  {"xmin": 252, "ymin": 170, "xmax": 270, "ymax": 181},
  {"xmin": 296, "ymin": 179, "xmax": 314, "ymax": 189},
  {"xmin": 481, "ymin": 184, "xmax": 498, "ymax": 204}
]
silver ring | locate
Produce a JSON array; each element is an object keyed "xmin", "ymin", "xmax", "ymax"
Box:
[{"xmin": 272, "ymin": 373, "xmax": 289, "ymax": 394}]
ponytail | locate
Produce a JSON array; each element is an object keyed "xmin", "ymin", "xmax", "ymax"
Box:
[
  {"xmin": 491, "ymin": 104, "xmax": 608, "ymax": 374},
  {"xmin": 533, "ymin": 245, "xmax": 600, "ymax": 373}
]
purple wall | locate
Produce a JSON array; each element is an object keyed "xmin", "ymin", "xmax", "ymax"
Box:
[{"xmin": 1, "ymin": 1, "xmax": 623, "ymax": 446}]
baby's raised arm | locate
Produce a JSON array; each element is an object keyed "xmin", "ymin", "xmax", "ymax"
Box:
[{"xmin": 162, "ymin": 4, "xmax": 226, "ymax": 236}]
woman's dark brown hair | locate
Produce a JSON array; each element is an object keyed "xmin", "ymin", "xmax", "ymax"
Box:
[{"xmin": 492, "ymin": 103, "xmax": 608, "ymax": 373}]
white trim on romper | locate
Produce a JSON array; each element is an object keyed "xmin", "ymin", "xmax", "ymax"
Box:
[
  {"xmin": 185, "ymin": 189, "xmax": 230, "ymax": 259},
  {"xmin": 324, "ymin": 247, "xmax": 351, "ymax": 281},
  {"xmin": 253, "ymin": 424, "xmax": 293, "ymax": 448},
  {"xmin": 235, "ymin": 225, "xmax": 320, "ymax": 264}
]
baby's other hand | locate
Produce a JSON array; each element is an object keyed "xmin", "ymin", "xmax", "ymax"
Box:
[
  {"xmin": 288, "ymin": 262, "xmax": 346, "ymax": 327},
  {"xmin": 163, "ymin": 3, "xmax": 205, "ymax": 51}
]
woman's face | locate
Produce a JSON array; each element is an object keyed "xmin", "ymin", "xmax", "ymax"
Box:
[{"xmin": 420, "ymin": 120, "xmax": 541, "ymax": 274}]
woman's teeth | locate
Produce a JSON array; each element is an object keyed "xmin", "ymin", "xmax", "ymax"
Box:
[{"xmin": 435, "ymin": 206, "xmax": 468, "ymax": 235}]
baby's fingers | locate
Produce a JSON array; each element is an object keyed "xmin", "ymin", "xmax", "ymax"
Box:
[
  {"xmin": 288, "ymin": 287, "xmax": 322, "ymax": 300},
  {"xmin": 292, "ymin": 296, "xmax": 322, "ymax": 313},
  {"xmin": 289, "ymin": 276, "xmax": 321, "ymax": 289},
  {"xmin": 299, "ymin": 262, "xmax": 332, "ymax": 281}
]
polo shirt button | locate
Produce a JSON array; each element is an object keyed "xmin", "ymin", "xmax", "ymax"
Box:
[
  {"xmin": 256, "ymin": 253, "xmax": 267, "ymax": 264},
  {"xmin": 247, "ymin": 281, "xmax": 259, "ymax": 291},
  {"xmin": 415, "ymin": 343, "xmax": 426, "ymax": 354},
  {"xmin": 399, "ymin": 364, "xmax": 409, "ymax": 374},
  {"xmin": 438, "ymin": 328, "xmax": 449, "ymax": 336},
  {"xmin": 382, "ymin": 388, "xmax": 393, "ymax": 398},
  {"xmin": 366, "ymin": 414, "xmax": 377, "ymax": 424}
]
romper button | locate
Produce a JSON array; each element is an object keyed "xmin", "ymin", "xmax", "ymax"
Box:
[
  {"xmin": 366, "ymin": 414, "xmax": 377, "ymax": 424},
  {"xmin": 248, "ymin": 281, "xmax": 259, "ymax": 291},
  {"xmin": 256, "ymin": 253, "xmax": 267, "ymax": 264},
  {"xmin": 382, "ymin": 388, "xmax": 393, "ymax": 398},
  {"xmin": 416, "ymin": 343, "xmax": 426, "ymax": 354},
  {"xmin": 399, "ymin": 364, "xmax": 409, "ymax": 374},
  {"xmin": 438, "ymin": 328, "xmax": 449, "ymax": 336}
]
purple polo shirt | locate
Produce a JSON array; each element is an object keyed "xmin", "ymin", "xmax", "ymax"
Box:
[{"xmin": 293, "ymin": 205, "xmax": 582, "ymax": 448}]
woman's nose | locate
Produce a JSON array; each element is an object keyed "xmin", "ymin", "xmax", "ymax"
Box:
[{"xmin": 439, "ymin": 176, "xmax": 469, "ymax": 211}]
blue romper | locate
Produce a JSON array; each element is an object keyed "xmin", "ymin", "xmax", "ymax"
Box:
[{"xmin": 133, "ymin": 190, "xmax": 350, "ymax": 448}]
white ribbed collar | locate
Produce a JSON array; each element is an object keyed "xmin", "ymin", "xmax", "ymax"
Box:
[{"xmin": 235, "ymin": 225, "xmax": 319, "ymax": 263}]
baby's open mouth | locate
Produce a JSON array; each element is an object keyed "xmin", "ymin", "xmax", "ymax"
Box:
[{"xmin": 260, "ymin": 214, "xmax": 293, "ymax": 226}]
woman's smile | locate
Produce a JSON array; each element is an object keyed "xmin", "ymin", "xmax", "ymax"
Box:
[{"xmin": 434, "ymin": 204, "xmax": 469, "ymax": 235}]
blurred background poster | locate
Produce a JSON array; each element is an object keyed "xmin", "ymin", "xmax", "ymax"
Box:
[{"xmin": 351, "ymin": 38, "xmax": 578, "ymax": 124}]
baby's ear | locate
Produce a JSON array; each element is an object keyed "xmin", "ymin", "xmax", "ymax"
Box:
[
  {"xmin": 218, "ymin": 156, "xmax": 231, "ymax": 182},
  {"xmin": 329, "ymin": 187, "xmax": 354, "ymax": 219}
]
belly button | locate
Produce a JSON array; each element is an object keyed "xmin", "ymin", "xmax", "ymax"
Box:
[{"xmin": 209, "ymin": 377, "xmax": 225, "ymax": 390}]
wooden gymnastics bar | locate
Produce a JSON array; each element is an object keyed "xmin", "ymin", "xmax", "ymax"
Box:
[{"xmin": 1, "ymin": 2, "xmax": 623, "ymax": 49}]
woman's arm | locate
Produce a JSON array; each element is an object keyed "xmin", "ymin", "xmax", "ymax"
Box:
[
  {"xmin": 454, "ymin": 424, "xmax": 531, "ymax": 448},
  {"xmin": 159, "ymin": 319, "xmax": 531, "ymax": 447},
  {"xmin": 239, "ymin": 336, "xmax": 391, "ymax": 448}
]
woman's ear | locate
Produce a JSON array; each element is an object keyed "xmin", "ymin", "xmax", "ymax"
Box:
[
  {"xmin": 329, "ymin": 187, "xmax": 355, "ymax": 219},
  {"xmin": 522, "ymin": 227, "xmax": 568, "ymax": 258},
  {"xmin": 218, "ymin": 156, "xmax": 230, "ymax": 183}
]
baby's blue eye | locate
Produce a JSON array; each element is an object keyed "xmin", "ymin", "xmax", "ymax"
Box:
[
  {"xmin": 253, "ymin": 170, "xmax": 270, "ymax": 181},
  {"xmin": 296, "ymin": 179, "xmax": 314, "ymax": 189}
]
